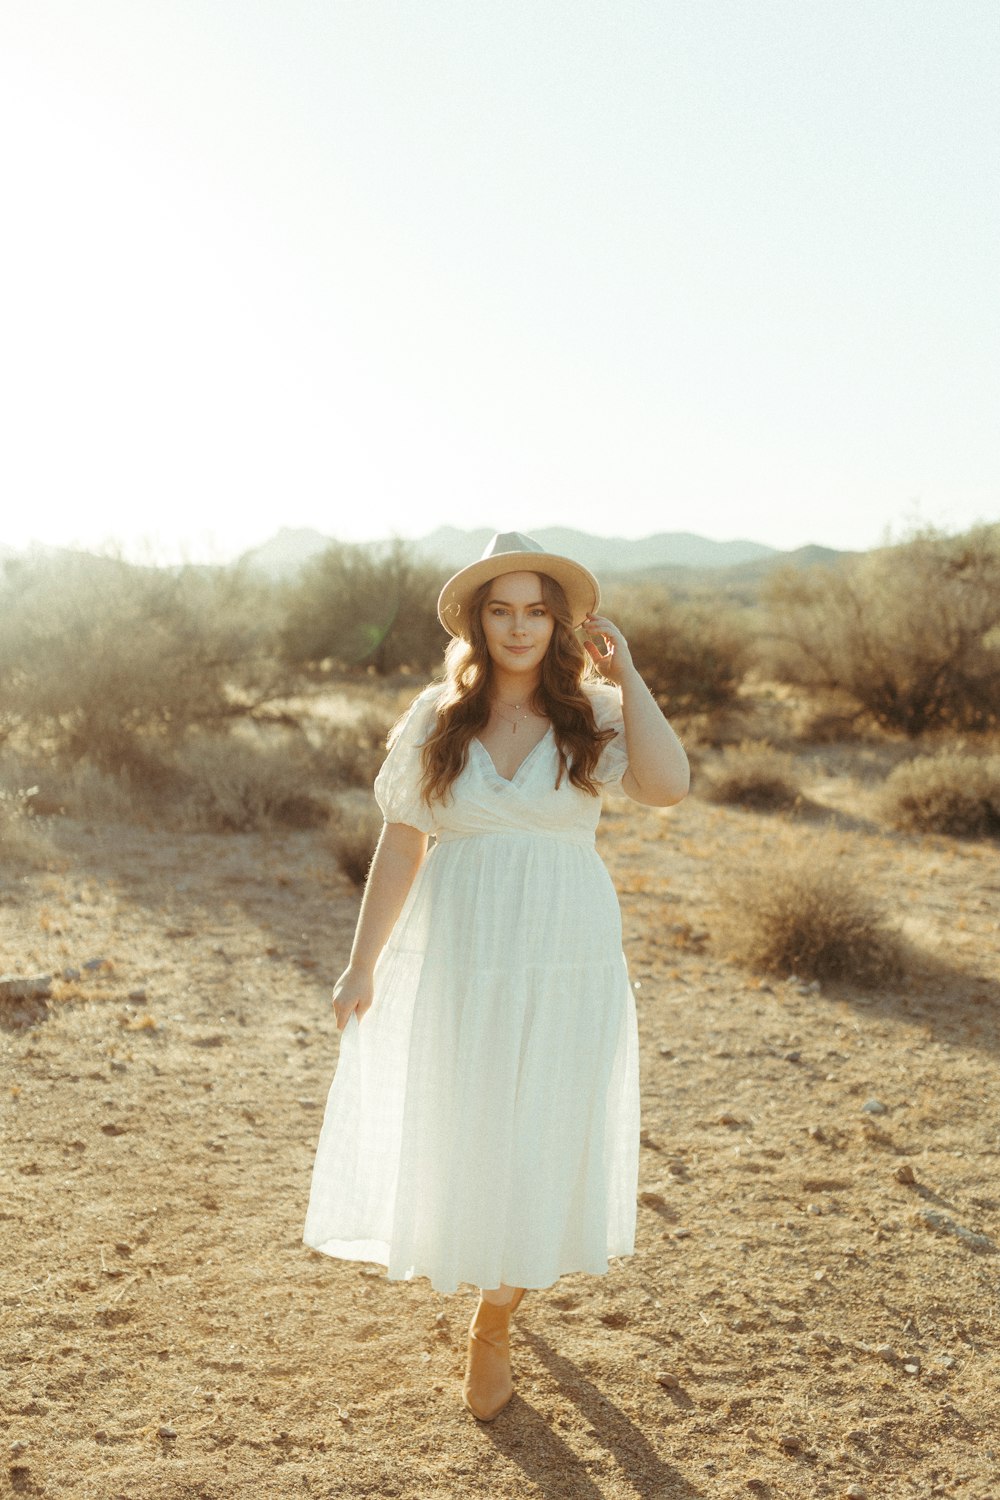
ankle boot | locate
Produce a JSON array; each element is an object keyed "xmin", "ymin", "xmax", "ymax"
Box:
[{"xmin": 461, "ymin": 1288, "xmax": 525, "ymax": 1421}]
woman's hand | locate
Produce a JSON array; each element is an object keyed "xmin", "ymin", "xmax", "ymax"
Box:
[
  {"xmin": 332, "ymin": 964, "xmax": 375, "ymax": 1032},
  {"xmin": 582, "ymin": 615, "xmax": 636, "ymax": 685}
]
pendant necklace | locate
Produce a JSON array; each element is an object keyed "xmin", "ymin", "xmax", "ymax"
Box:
[{"xmin": 492, "ymin": 700, "xmax": 532, "ymax": 734}]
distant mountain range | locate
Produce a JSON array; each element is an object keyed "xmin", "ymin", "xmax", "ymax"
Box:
[
  {"xmin": 0, "ymin": 529, "xmax": 849, "ymax": 590},
  {"xmin": 238, "ymin": 525, "xmax": 847, "ymax": 580}
]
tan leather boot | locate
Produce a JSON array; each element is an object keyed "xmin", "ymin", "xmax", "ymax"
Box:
[{"xmin": 461, "ymin": 1288, "xmax": 525, "ymax": 1421}]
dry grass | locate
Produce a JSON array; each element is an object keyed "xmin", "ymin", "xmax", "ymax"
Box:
[
  {"xmin": 699, "ymin": 743, "xmax": 803, "ymax": 811},
  {"xmin": 716, "ymin": 838, "xmax": 905, "ymax": 983},
  {"xmin": 878, "ymin": 751, "xmax": 1000, "ymax": 838}
]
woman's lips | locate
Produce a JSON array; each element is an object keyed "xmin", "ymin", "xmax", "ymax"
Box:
[{"xmin": 505, "ymin": 645, "xmax": 533, "ymax": 654}]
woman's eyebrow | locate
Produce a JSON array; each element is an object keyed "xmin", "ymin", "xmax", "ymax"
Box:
[{"xmin": 486, "ymin": 597, "xmax": 546, "ymax": 609}]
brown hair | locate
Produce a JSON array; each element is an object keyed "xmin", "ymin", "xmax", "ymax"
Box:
[{"xmin": 416, "ymin": 573, "xmax": 615, "ymax": 802}]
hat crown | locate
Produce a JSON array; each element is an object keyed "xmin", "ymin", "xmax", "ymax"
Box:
[
  {"xmin": 436, "ymin": 528, "xmax": 600, "ymax": 639},
  {"xmin": 480, "ymin": 531, "xmax": 545, "ymax": 562}
]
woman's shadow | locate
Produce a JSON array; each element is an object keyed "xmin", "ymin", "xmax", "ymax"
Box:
[{"xmin": 481, "ymin": 1327, "xmax": 704, "ymax": 1500}]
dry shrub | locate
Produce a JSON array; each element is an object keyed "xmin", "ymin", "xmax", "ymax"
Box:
[
  {"xmin": 0, "ymin": 552, "xmax": 284, "ymax": 779},
  {"xmin": 176, "ymin": 736, "xmax": 328, "ymax": 832},
  {"xmin": 717, "ymin": 843, "xmax": 904, "ymax": 984},
  {"xmin": 605, "ymin": 586, "xmax": 750, "ymax": 715},
  {"xmin": 0, "ymin": 786, "xmax": 52, "ymax": 869},
  {"xmin": 789, "ymin": 691, "xmax": 867, "ymax": 744},
  {"xmin": 700, "ymin": 744, "xmax": 802, "ymax": 811},
  {"xmin": 315, "ymin": 708, "xmax": 395, "ymax": 790},
  {"xmin": 878, "ymin": 753, "xmax": 1000, "ymax": 838},
  {"xmin": 328, "ymin": 806, "xmax": 383, "ymax": 887},
  {"xmin": 766, "ymin": 524, "xmax": 1000, "ymax": 736},
  {"xmin": 280, "ymin": 541, "xmax": 446, "ymax": 675}
]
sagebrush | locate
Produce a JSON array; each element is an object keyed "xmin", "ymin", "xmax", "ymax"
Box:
[
  {"xmin": 878, "ymin": 752, "xmax": 1000, "ymax": 838},
  {"xmin": 700, "ymin": 744, "xmax": 802, "ymax": 811},
  {"xmin": 766, "ymin": 524, "xmax": 1000, "ymax": 736},
  {"xmin": 716, "ymin": 843, "xmax": 904, "ymax": 983},
  {"xmin": 606, "ymin": 586, "xmax": 750, "ymax": 715},
  {"xmin": 280, "ymin": 540, "xmax": 447, "ymax": 676},
  {"xmin": 0, "ymin": 553, "xmax": 285, "ymax": 778}
]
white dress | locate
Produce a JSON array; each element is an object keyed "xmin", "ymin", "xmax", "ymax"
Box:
[{"xmin": 303, "ymin": 679, "xmax": 640, "ymax": 1294}]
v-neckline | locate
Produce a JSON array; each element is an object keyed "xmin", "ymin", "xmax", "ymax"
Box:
[{"xmin": 473, "ymin": 726, "xmax": 554, "ymax": 784}]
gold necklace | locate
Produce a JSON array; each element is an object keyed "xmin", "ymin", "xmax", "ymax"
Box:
[{"xmin": 492, "ymin": 700, "xmax": 532, "ymax": 734}]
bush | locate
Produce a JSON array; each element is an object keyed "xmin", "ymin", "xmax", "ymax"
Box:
[
  {"xmin": 766, "ymin": 525, "xmax": 1000, "ymax": 737},
  {"xmin": 607, "ymin": 587, "xmax": 750, "ymax": 715},
  {"xmin": 280, "ymin": 541, "xmax": 446, "ymax": 676},
  {"xmin": 0, "ymin": 553, "xmax": 285, "ymax": 778},
  {"xmin": 878, "ymin": 753, "xmax": 1000, "ymax": 838},
  {"xmin": 328, "ymin": 806, "xmax": 383, "ymax": 887},
  {"xmin": 175, "ymin": 735, "xmax": 329, "ymax": 832},
  {"xmin": 315, "ymin": 708, "xmax": 396, "ymax": 790},
  {"xmin": 0, "ymin": 785, "xmax": 51, "ymax": 869},
  {"xmin": 700, "ymin": 745, "xmax": 803, "ymax": 811},
  {"xmin": 717, "ymin": 843, "xmax": 903, "ymax": 983}
]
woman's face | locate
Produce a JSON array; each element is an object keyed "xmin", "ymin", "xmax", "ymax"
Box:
[{"xmin": 480, "ymin": 571, "xmax": 555, "ymax": 680}]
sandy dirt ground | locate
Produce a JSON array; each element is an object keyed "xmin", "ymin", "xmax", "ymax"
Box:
[{"xmin": 2, "ymin": 769, "xmax": 999, "ymax": 1500}]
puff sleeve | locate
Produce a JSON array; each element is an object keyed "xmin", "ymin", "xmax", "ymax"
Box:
[
  {"xmin": 372, "ymin": 687, "xmax": 441, "ymax": 834},
  {"xmin": 587, "ymin": 680, "xmax": 630, "ymax": 789}
]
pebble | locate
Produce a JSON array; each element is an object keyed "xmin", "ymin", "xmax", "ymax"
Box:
[
  {"xmin": 777, "ymin": 1432, "xmax": 803, "ymax": 1452},
  {"xmin": 903, "ymin": 1357, "xmax": 921, "ymax": 1375},
  {"xmin": 918, "ymin": 1208, "xmax": 994, "ymax": 1251},
  {"xmin": 845, "ymin": 1486, "xmax": 868, "ymax": 1499},
  {"xmin": 83, "ymin": 958, "xmax": 107, "ymax": 971},
  {"xmin": 158, "ymin": 1425, "xmax": 177, "ymax": 1440},
  {"xmin": 10, "ymin": 1441, "xmax": 26, "ymax": 1455},
  {"xmin": 127, "ymin": 988, "xmax": 148, "ymax": 1003},
  {"xmin": 718, "ymin": 1112, "xmax": 739, "ymax": 1126},
  {"xmin": 62, "ymin": 967, "xmax": 81, "ymax": 982},
  {"xmin": 655, "ymin": 1371, "xmax": 680, "ymax": 1389},
  {"xmin": 894, "ymin": 1164, "xmax": 916, "ymax": 1185},
  {"xmin": 0, "ymin": 973, "xmax": 52, "ymax": 1001},
  {"xmin": 785, "ymin": 1050, "xmax": 802, "ymax": 1063},
  {"xmin": 876, "ymin": 1344, "xmax": 896, "ymax": 1363},
  {"xmin": 862, "ymin": 1099, "xmax": 887, "ymax": 1115}
]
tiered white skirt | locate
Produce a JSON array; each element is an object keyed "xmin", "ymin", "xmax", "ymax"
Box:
[{"xmin": 304, "ymin": 830, "xmax": 640, "ymax": 1293}]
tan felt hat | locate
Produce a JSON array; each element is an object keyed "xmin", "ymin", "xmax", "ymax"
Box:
[{"xmin": 437, "ymin": 531, "xmax": 601, "ymax": 639}]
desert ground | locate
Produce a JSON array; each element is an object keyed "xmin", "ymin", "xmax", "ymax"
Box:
[{"xmin": 2, "ymin": 732, "xmax": 998, "ymax": 1500}]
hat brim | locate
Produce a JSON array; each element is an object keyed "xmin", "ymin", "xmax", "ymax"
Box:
[{"xmin": 437, "ymin": 552, "xmax": 600, "ymax": 639}]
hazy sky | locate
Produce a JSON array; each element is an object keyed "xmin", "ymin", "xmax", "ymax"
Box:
[{"xmin": 2, "ymin": 0, "xmax": 997, "ymax": 562}]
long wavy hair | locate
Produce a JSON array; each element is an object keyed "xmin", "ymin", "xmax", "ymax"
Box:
[{"xmin": 415, "ymin": 573, "xmax": 615, "ymax": 802}]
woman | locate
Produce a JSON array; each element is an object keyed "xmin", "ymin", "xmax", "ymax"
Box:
[{"xmin": 304, "ymin": 531, "xmax": 689, "ymax": 1421}]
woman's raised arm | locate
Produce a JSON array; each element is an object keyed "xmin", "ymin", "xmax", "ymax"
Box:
[{"xmin": 583, "ymin": 614, "xmax": 690, "ymax": 808}]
